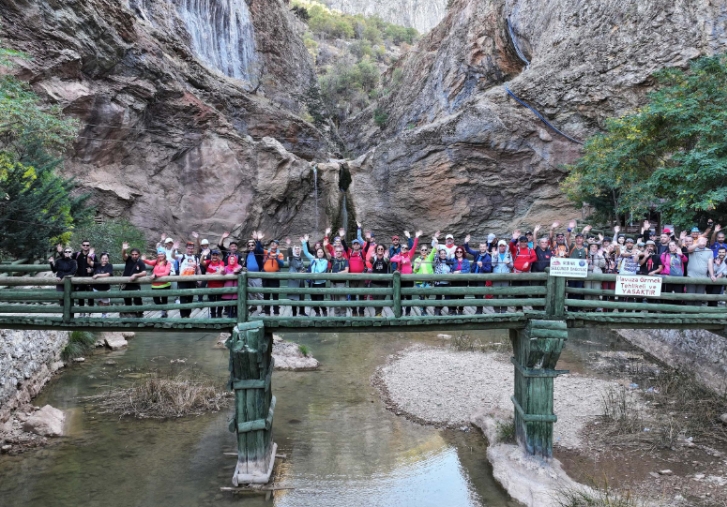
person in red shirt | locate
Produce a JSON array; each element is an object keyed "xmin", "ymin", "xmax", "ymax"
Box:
[
  {"xmin": 204, "ymin": 250, "xmax": 226, "ymax": 318},
  {"xmin": 389, "ymin": 231, "xmax": 421, "ymax": 316},
  {"xmin": 348, "ymin": 238, "xmax": 368, "ymax": 317},
  {"xmin": 509, "ymin": 232, "xmax": 537, "ymax": 310}
]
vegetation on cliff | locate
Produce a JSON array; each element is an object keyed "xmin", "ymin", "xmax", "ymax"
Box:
[
  {"xmin": 0, "ymin": 43, "xmax": 94, "ymax": 260},
  {"xmin": 563, "ymin": 55, "xmax": 727, "ymax": 228},
  {"xmin": 291, "ymin": 0, "xmax": 417, "ymax": 126}
]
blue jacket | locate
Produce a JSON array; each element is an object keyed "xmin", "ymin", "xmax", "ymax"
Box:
[
  {"xmin": 450, "ymin": 257, "xmax": 471, "ymax": 274},
  {"xmin": 463, "ymin": 243, "xmax": 493, "ymax": 274}
]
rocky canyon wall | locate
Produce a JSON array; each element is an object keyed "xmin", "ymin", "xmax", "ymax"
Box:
[
  {"xmin": 0, "ymin": 329, "xmax": 68, "ymax": 422},
  {"xmin": 344, "ymin": 0, "xmax": 727, "ymax": 239},
  {"xmin": 321, "ymin": 0, "xmax": 448, "ymax": 33},
  {"xmin": 0, "ymin": 0, "xmax": 342, "ymax": 242}
]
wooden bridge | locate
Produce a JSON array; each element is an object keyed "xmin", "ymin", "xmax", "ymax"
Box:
[{"xmin": 2, "ymin": 264, "xmax": 726, "ymax": 485}]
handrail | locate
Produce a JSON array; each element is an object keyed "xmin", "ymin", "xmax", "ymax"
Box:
[{"xmin": 1, "ymin": 270, "xmax": 726, "ymax": 328}]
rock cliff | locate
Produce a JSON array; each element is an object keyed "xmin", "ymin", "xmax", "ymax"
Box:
[
  {"xmin": 0, "ymin": 0, "xmax": 341, "ymax": 241},
  {"xmin": 344, "ymin": 0, "xmax": 727, "ymax": 238},
  {"xmin": 2, "ymin": 0, "xmax": 727, "ymax": 243},
  {"xmin": 321, "ymin": 0, "xmax": 448, "ymax": 33}
]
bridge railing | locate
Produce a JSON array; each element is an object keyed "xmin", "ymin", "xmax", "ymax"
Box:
[
  {"xmin": 558, "ymin": 273, "xmax": 727, "ymax": 323},
  {"xmin": 0, "ymin": 271, "xmax": 549, "ymax": 325},
  {"xmin": 2, "ymin": 267, "xmax": 726, "ymax": 327}
]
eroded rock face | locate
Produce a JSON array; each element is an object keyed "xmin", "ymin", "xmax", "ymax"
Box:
[
  {"xmin": 0, "ymin": 0, "xmax": 341, "ymax": 241},
  {"xmin": 346, "ymin": 0, "xmax": 727, "ymax": 238}
]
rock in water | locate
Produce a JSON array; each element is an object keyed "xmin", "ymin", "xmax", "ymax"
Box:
[
  {"xmin": 103, "ymin": 333, "xmax": 128, "ymax": 351},
  {"xmin": 273, "ymin": 340, "xmax": 319, "ymax": 371},
  {"xmin": 22, "ymin": 405, "xmax": 65, "ymax": 437}
]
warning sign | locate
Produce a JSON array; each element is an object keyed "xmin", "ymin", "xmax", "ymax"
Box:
[
  {"xmin": 549, "ymin": 258, "xmax": 589, "ymax": 278},
  {"xmin": 615, "ymin": 275, "xmax": 662, "ymax": 297}
]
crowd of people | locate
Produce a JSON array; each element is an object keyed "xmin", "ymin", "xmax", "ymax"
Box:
[{"xmin": 47, "ymin": 218, "xmax": 727, "ymax": 318}]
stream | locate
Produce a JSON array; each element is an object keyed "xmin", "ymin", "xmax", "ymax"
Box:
[{"xmin": 0, "ymin": 329, "xmax": 566, "ymax": 507}]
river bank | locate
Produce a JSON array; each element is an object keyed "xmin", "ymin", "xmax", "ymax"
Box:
[{"xmin": 376, "ymin": 330, "xmax": 727, "ymax": 507}]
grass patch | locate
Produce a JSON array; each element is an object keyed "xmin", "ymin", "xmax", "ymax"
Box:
[
  {"xmin": 599, "ymin": 369, "xmax": 727, "ymax": 449},
  {"xmin": 85, "ymin": 371, "xmax": 231, "ymax": 419},
  {"xmin": 298, "ymin": 344, "xmax": 311, "ymax": 357},
  {"xmin": 495, "ymin": 420, "xmax": 516, "ymax": 444},
  {"xmin": 555, "ymin": 485, "xmax": 641, "ymax": 507},
  {"xmin": 61, "ymin": 330, "xmax": 96, "ymax": 361}
]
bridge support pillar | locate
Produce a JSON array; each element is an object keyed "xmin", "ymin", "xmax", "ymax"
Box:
[
  {"xmin": 225, "ymin": 321, "xmax": 277, "ymax": 485},
  {"xmin": 509, "ymin": 319, "xmax": 569, "ymax": 458}
]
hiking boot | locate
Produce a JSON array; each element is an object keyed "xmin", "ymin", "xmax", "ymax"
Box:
[{"xmin": 475, "ymin": 308, "xmax": 483, "ymax": 315}]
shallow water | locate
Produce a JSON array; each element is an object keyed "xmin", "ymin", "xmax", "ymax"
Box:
[{"xmin": 0, "ymin": 330, "xmax": 521, "ymax": 507}]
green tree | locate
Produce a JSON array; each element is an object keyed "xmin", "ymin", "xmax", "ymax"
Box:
[
  {"xmin": 71, "ymin": 219, "xmax": 147, "ymax": 260},
  {"xmin": 562, "ymin": 55, "xmax": 727, "ymax": 228},
  {"xmin": 0, "ymin": 42, "xmax": 90, "ymax": 260}
]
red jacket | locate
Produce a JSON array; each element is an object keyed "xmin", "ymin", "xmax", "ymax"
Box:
[
  {"xmin": 348, "ymin": 249, "xmax": 366, "ymax": 273},
  {"xmin": 509, "ymin": 242, "xmax": 537, "ymax": 273}
]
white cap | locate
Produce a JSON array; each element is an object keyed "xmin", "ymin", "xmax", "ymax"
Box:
[
  {"xmin": 487, "ymin": 233, "xmax": 496, "ymax": 242},
  {"xmin": 445, "ymin": 234, "xmax": 454, "ymax": 240},
  {"xmin": 498, "ymin": 240, "xmax": 507, "ymax": 247},
  {"xmin": 164, "ymin": 237, "xmax": 174, "ymax": 244},
  {"xmin": 200, "ymin": 239, "xmax": 210, "ymax": 245}
]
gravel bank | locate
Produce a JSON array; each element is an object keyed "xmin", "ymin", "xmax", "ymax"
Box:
[{"xmin": 378, "ymin": 345, "xmax": 619, "ymax": 450}]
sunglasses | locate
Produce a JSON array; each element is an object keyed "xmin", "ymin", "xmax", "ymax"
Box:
[
  {"xmin": 64, "ymin": 250, "xmax": 72, "ymax": 253},
  {"xmin": 455, "ymin": 250, "xmax": 464, "ymax": 254},
  {"xmin": 82, "ymin": 244, "xmax": 90, "ymax": 247}
]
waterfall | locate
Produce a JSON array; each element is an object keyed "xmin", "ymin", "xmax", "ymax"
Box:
[
  {"xmin": 130, "ymin": 0, "xmax": 257, "ymax": 80},
  {"xmin": 313, "ymin": 166, "xmax": 319, "ymax": 235},
  {"xmin": 174, "ymin": 0, "xmax": 257, "ymax": 81},
  {"xmin": 341, "ymin": 194, "xmax": 348, "ymax": 234}
]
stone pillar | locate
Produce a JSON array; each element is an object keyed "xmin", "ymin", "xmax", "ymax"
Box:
[
  {"xmin": 509, "ymin": 319, "xmax": 569, "ymax": 458},
  {"xmin": 225, "ymin": 321, "xmax": 277, "ymax": 485}
]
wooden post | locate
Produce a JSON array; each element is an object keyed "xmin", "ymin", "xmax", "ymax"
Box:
[
  {"xmin": 226, "ymin": 321, "xmax": 276, "ymax": 485},
  {"xmin": 62, "ymin": 277, "xmax": 73, "ymax": 323},
  {"xmin": 509, "ymin": 319, "xmax": 568, "ymax": 458},
  {"xmin": 544, "ymin": 268, "xmax": 554, "ymax": 316},
  {"xmin": 238, "ymin": 272, "xmax": 247, "ymax": 323},
  {"xmin": 553, "ymin": 277, "xmax": 566, "ymax": 318},
  {"xmin": 392, "ymin": 271, "xmax": 402, "ymax": 318}
]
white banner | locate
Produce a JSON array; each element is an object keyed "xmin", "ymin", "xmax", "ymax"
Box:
[
  {"xmin": 549, "ymin": 258, "xmax": 589, "ymax": 278},
  {"xmin": 615, "ymin": 275, "xmax": 662, "ymax": 297}
]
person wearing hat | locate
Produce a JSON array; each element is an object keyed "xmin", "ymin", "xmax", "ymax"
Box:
[
  {"xmin": 690, "ymin": 227, "xmax": 701, "ymax": 241},
  {"xmin": 144, "ymin": 248, "xmax": 173, "ymax": 318},
  {"xmin": 600, "ymin": 237, "xmax": 619, "ymax": 302},
  {"xmin": 347, "ymin": 238, "xmax": 368, "ymax": 316},
  {"xmin": 431, "ymin": 231, "xmax": 458, "ymax": 260},
  {"xmin": 205, "ymin": 249, "xmax": 227, "ymax": 318},
  {"xmin": 261, "ymin": 238, "xmax": 285, "ymax": 316},
  {"xmin": 157, "ymin": 234, "xmax": 180, "ymax": 267},
  {"xmin": 657, "ymin": 231, "xmax": 671, "ymax": 255},
  {"xmin": 639, "ymin": 240, "xmax": 662, "ymax": 277},
  {"xmin": 509, "ymin": 231, "xmax": 537, "ymax": 273},
  {"xmin": 177, "ymin": 241, "xmax": 201, "ymax": 318},
  {"xmin": 486, "ymin": 233, "xmax": 498, "ymax": 251},
  {"xmin": 491, "ymin": 240, "xmax": 513, "ymax": 313},
  {"xmin": 586, "ymin": 242, "xmax": 606, "ymax": 309}
]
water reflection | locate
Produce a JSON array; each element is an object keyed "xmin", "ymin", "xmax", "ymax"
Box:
[{"xmin": 0, "ymin": 330, "xmax": 514, "ymax": 507}]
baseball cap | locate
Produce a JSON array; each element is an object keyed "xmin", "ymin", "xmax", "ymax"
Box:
[
  {"xmin": 625, "ymin": 237, "xmax": 635, "ymax": 243},
  {"xmin": 498, "ymin": 240, "xmax": 507, "ymax": 247},
  {"xmin": 663, "ymin": 228, "xmax": 672, "ymax": 234},
  {"xmin": 526, "ymin": 231, "xmax": 533, "ymax": 235},
  {"xmin": 487, "ymin": 233, "xmax": 496, "ymax": 242},
  {"xmin": 691, "ymin": 227, "xmax": 700, "ymax": 233},
  {"xmin": 165, "ymin": 237, "xmax": 174, "ymax": 244},
  {"xmin": 518, "ymin": 235, "xmax": 528, "ymax": 242},
  {"xmin": 445, "ymin": 234, "xmax": 454, "ymax": 240},
  {"xmin": 575, "ymin": 233, "xmax": 584, "ymax": 238},
  {"xmin": 646, "ymin": 240, "xmax": 656, "ymax": 246},
  {"xmin": 351, "ymin": 239, "xmax": 361, "ymax": 245},
  {"xmin": 211, "ymin": 249, "xmax": 221, "ymax": 255},
  {"xmin": 201, "ymin": 239, "xmax": 209, "ymax": 245},
  {"xmin": 156, "ymin": 247, "xmax": 166, "ymax": 254},
  {"xmin": 392, "ymin": 235, "xmax": 400, "ymax": 240}
]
